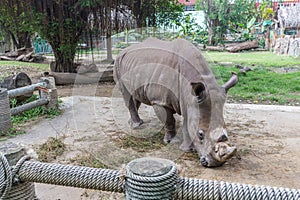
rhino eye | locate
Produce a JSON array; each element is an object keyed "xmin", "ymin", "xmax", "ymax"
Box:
[
  {"xmin": 198, "ymin": 130, "xmax": 205, "ymax": 140},
  {"xmin": 196, "ymin": 91, "xmax": 206, "ymax": 104}
]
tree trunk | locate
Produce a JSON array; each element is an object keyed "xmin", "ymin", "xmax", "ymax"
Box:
[
  {"xmin": 106, "ymin": 2, "xmax": 113, "ymax": 62},
  {"xmin": 51, "ymin": 48, "xmax": 77, "ymax": 73},
  {"xmin": 106, "ymin": 35, "xmax": 113, "ymax": 62},
  {"xmin": 10, "ymin": 31, "xmax": 32, "ymax": 49}
]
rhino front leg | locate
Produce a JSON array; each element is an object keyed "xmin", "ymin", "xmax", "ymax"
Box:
[
  {"xmin": 153, "ymin": 105, "xmax": 176, "ymax": 144},
  {"xmin": 180, "ymin": 118, "xmax": 195, "ymax": 152}
]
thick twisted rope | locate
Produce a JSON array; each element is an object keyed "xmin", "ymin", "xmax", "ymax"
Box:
[
  {"xmin": 125, "ymin": 164, "xmax": 178, "ymax": 199},
  {"xmin": 18, "ymin": 160, "xmax": 125, "ymax": 193},
  {"xmin": 1, "ymin": 154, "xmax": 300, "ymax": 200},
  {"xmin": 0, "ymin": 153, "xmax": 12, "ymax": 199},
  {"xmin": 176, "ymin": 177, "xmax": 300, "ymax": 200}
]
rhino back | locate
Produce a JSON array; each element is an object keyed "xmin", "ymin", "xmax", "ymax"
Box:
[{"xmin": 114, "ymin": 38, "xmax": 218, "ymax": 113}]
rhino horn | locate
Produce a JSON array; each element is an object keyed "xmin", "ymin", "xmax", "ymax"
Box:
[
  {"xmin": 214, "ymin": 142, "xmax": 237, "ymax": 163},
  {"xmin": 223, "ymin": 72, "xmax": 238, "ymax": 92}
]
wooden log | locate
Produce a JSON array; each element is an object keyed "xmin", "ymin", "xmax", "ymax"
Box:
[
  {"xmin": 226, "ymin": 40, "xmax": 259, "ymax": 52},
  {"xmin": 0, "ymin": 56, "xmax": 15, "ymax": 61},
  {"xmin": 16, "ymin": 54, "xmax": 25, "ymax": 61},
  {"xmin": 22, "ymin": 51, "xmax": 34, "ymax": 62},
  {"xmin": 51, "ymin": 68, "xmax": 113, "ymax": 85},
  {"xmin": 0, "ymin": 72, "xmax": 32, "ymax": 102},
  {"xmin": 206, "ymin": 46, "xmax": 225, "ymax": 51},
  {"xmin": 5, "ymin": 51, "xmax": 18, "ymax": 57}
]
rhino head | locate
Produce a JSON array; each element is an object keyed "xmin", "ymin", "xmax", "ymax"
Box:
[{"xmin": 184, "ymin": 72, "xmax": 238, "ymax": 167}]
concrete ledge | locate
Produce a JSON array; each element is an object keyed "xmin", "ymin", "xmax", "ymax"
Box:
[{"xmin": 225, "ymin": 103, "xmax": 300, "ymax": 113}]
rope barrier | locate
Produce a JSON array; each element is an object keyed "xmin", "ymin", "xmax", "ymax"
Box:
[
  {"xmin": 0, "ymin": 153, "xmax": 12, "ymax": 199},
  {"xmin": 0, "ymin": 154, "xmax": 299, "ymax": 200},
  {"xmin": 18, "ymin": 160, "xmax": 124, "ymax": 193},
  {"xmin": 125, "ymin": 157, "xmax": 178, "ymax": 199}
]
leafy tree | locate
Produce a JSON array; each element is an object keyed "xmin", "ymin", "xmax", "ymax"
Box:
[
  {"xmin": 195, "ymin": 0, "xmax": 256, "ymax": 45},
  {"xmin": 0, "ymin": 1, "xmax": 39, "ymax": 49},
  {"xmin": 0, "ymin": 0, "xmax": 184, "ymax": 72},
  {"xmin": 175, "ymin": 14, "xmax": 208, "ymax": 46}
]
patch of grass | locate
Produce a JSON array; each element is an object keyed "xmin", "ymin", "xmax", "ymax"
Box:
[
  {"xmin": 203, "ymin": 51, "xmax": 300, "ymax": 67},
  {"xmin": 211, "ymin": 65, "xmax": 300, "ymax": 105},
  {"xmin": 37, "ymin": 137, "xmax": 66, "ymax": 162},
  {"xmin": 69, "ymin": 153, "xmax": 108, "ymax": 168},
  {"xmin": 113, "ymin": 131, "xmax": 165, "ymax": 152},
  {"xmin": 0, "ymin": 61, "xmax": 49, "ymax": 70},
  {"xmin": 0, "ymin": 127, "xmax": 26, "ymax": 141},
  {"xmin": 11, "ymin": 95, "xmax": 62, "ymax": 125}
]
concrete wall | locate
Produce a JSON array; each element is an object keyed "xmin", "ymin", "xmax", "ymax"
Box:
[{"xmin": 273, "ymin": 35, "xmax": 300, "ymax": 57}]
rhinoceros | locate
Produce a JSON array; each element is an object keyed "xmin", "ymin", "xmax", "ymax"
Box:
[{"xmin": 114, "ymin": 38, "xmax": 238, "ymax": 167}]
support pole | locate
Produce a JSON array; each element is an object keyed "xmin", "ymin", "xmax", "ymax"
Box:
[
  {"xmin": 10, "ymin": 98, "xmax": 49, "ymax": 116},
  {"xmin": 0, "ymin": 88, "xmax": 12, "ymax": 133},
  {"xmin": 7, "ymin": 82, "xmax": 47, "ymax": 99},
  {"xmin": 39, "ymin": 76, "xmax": 58, "ymax": 109}
]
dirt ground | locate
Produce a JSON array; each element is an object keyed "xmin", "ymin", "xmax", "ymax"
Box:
[
  {"xmin": 5, "ymin": 93, "xmax": 300, "ymax": 200},
  {"xmin": 1, "ymin": 65, "xmax": 300, "ymax": 199}
]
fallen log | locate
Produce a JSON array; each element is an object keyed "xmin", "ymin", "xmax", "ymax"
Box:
[
  {"xmin": 0, "ymin": 56, "xmax": 15, "ymax": 61},
  {"xmin": 51, "ymin": 67, "xmax": 113, "ymax": 85},
  {"xmin": 16, "ymin": 54, "xmax": 26, "ymax": 61},
  {"xmin": 23, "ymin": 51, "xmax": 34, "ymax": 62},
  {"xmin": 206, "ymin": 46, "xmax": 225, "ymax": 51},
  {"xmin": 226, "ymin": 40, "xmax": 259, "ymax": 52}
]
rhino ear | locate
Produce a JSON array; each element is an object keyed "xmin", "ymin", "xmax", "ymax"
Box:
[{"xmin": 191, "ymin": 82, "xmax": 206, "ymax": 102}]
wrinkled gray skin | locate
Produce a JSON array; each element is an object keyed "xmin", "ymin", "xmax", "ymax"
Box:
[{"xmin": 114, "ymin": 38, "xmax": 238, "ymax": 167}]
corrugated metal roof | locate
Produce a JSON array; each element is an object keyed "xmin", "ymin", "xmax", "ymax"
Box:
[{"xmin": 178, "ymin": 0, "xmax": 196, "ymax": 6}]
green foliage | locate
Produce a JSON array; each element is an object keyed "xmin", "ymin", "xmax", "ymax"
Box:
[
  {"xmin": 0, "ymin": 128, "xmax": 26, "ymax": 141},
  {"xmin": 196, "ymin": 0, "xmax": 256, "ymax": 45},
  {"xmin": 258, "ymin": 1, "xmax": 274, "ymax": 20},
  {"xmin": 174, "ymin": 14, "xmax": 208, "ymax": 46},
  {"xmin": 237, "ymin": 17, "xmax": 260, "ymax": 41},
  {"xmin": 0, "ymin": 1, "xmax": 42, "ymax": 48},
  {"xmin": 11, "ymin": 95, "xmax": 62, "ymax": 125},
  {"xmin": 155, "ymin": 0, "xmax": 184, "ymax": 27}
]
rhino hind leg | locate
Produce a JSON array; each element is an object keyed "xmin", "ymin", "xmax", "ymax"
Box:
[
  {"xmin": 128, "ymin": 98, "xmax": 143, "ymax": 129},
  {"xmin": 153, "ymin": 105, "xmax": 176, "ymax": 144},
  {"xmin": 120, "ymin": 84, "xmax": 143, "ymax": 129}
]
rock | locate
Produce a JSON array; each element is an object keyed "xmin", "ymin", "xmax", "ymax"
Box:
[
  {"xmin": 274, "ymin": 37, "xmax": 300, "ymax": 57},
  {"xmin": 76, "ymin": 63, "xmax": 98, "ymax": 74}
]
